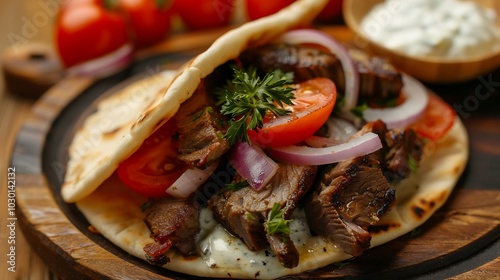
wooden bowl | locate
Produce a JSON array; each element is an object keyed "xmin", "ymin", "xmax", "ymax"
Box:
[{"xmin": 343, "ymin": 0, "xmax": 500, "ymax": 83}]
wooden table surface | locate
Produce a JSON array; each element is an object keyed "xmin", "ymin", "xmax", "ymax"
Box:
[{"xmin": 1, "ymin": 1, "xmax": 499, "ymax": 280}]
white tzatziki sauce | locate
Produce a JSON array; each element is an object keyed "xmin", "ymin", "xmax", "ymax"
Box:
[
  {"xmin": 196, "ymin": 207, "xmax": 315, "ymax": 277},
  {"xmin": 360, "ymin": 0, "xmax": 500, "ymax": 58}
]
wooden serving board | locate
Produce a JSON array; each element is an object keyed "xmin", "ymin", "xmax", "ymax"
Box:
[{"xmin": 11, "ymin": 26, "xmax": 500, "ymax": 279}]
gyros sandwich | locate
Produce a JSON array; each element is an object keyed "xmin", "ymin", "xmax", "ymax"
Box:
[{"xmin": 61, "ymin": 0, "xmax": 468, "ymax": 278}]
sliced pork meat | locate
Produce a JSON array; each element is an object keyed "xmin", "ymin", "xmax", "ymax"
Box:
[
  {"xmin": 143, "ymin": 198, "xmax": 200, "ymax": 266},
  {"xmin": 239, "ymin": 43, "xmax": 403, "ymax": 100},
  {"xmin": 209, "ymin": 163, "xmax": 317, "ymax": 268},
  {"xmin": 305, "ymin": 156, "xmax": 394, "ymax": 256},
  {"xmin": 175, "ymin": 80, "xmax": 230, "ymax": 167}
]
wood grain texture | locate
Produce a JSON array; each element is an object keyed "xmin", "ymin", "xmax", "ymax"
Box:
[
  {"xmin": 1, "ymin": 1, "xmax": 499, "ymax": 278},
  {"xmin": 451, "ymin": 258, "xmax": 500, "ymax": 280}
]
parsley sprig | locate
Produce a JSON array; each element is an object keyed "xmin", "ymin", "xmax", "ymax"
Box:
[
  {"xmin": 265, "ymin": 203, "xmax": 292, "ymax": 235},
  {"xmin": 216, "ymin": 66, "xmax": 295, "ymax": 145}
]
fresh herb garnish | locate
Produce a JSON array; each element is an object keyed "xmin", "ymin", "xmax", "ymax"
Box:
[
  {"xmin": 140, "ymin": 201, "xmax": 151, "ymax": 212},
  {"xmin": 224, "ymin": 180, "xmax": 249, "ymax": 192},
  {"xmin": 409, "ymin": 154, "xmax": 418, "ymax": 173},
  {"xmin": 410, "ymin": 227, "xmax": 422, "ymax": 238},
  {"xmin": 265, "ymin": 203, "xmax": 292, "ymax": 235},
  {"xmin": 334, "ymin": 258, "xmax": 353, "ymax": 269},
  {"xmin": 216, "ymin": 66, "xmax": 295, "ymax": 144},
  {"xmin": 351, "ymin": 103, "xmax": 368, "ymax": 119},
  {"xmin": 245, "ymin": 212, "xmax": 255, "ymax": 221}
]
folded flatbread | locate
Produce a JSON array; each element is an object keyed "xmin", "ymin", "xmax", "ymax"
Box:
[{"xmin": 62, "ymin": 0, "xmax": 468, "ymax": 278}]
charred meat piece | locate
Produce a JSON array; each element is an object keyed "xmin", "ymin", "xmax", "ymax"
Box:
[
  {"xmin": 354, "ymin": 120, "xmax": 425, "ymax": 182},
  {"xmin": 175, "ymin": 81, "xmax": 230, "ymax": 167},
  {"xmin": 240, "ymin": 44, "xmax": 344, "ymax": 89},
  {"xmin": 209, "ymin": 163, "xmax": 317, "ymax": 268},
  {"xmin": 143, "ymin": 198, "xmax": 200, "ymax": 266},
  {"xmin": 239, "ymin": 44, "xmax": 403, "ymax": 99},
  {"xmin": 267, "ymin": 232, "xmax": 300, "ymax": 268},
  {"xmin": 209, "ymin": 191, "xmax": 267, "ymax": 251},
  {"xmin": 384, "ymin": 127, "xmax": 425, "ymax": 182},
  {"xmin": 348, "ymin": 48, "xmax": 404, "ymax": 100},
  {"xmin": 305, "ymin": 156, "xmax": 394, "ymax": 256}
]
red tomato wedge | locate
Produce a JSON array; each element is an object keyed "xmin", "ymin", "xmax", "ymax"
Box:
[
  {"xmin": 412, "ymin": 94, "xmax": 456, "ymax": 141},
  {"xmin": 249, "ymin": 78, "xmax": 337, "ymax": 147},
  {"xmin": 117, "ymin": 119, "xmax": 188, "ymax": 197}
]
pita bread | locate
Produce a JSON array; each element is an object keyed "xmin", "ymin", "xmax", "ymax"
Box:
[
  {"xmin": 62, "ymin": 0, "xmax": 469, "ymax": 278},
  {"xmin": 76, "ymin": 118, "xmax": 467, "ymax": 279},
  {"xmin": 62, "ymin": 0, "xmax": 329, "ymax": 203}
]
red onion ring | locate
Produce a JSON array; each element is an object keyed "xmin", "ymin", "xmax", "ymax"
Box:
[
  {"xmin": 363, "ymin": 74, "xmax": 429, "ymax": 129},
  {"xmin": 268, "ymin": 132, "xmax": 382, "ymax": 166},
  {"xmin": 278, "ymin": 29, "xmax": 360, "ymax": 113},
  {"xmin": 167, "ymin": 160, "xmax": 220, "ymax": 199},
  {"xmin": 67, "ymin": 43, "xmax": 133, "ymax": 78},
  {"xmin": 228, "ymin": 141, "xmax": 279, "ymax": 191}
]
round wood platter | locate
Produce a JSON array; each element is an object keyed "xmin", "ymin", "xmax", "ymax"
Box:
[{"xmin": 11, "ymin": 27, "xmax": 500, "ymax": 279}]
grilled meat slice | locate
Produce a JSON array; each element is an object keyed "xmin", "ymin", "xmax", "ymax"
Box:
[
  {"xmin": 240, "ymin": 44, "xmax": 344, "ymax": 89},
  {"xmin": 209, "ymin": 190, "xmax": 268, "ymax": 251},
  {"xmin": 175, "ymin": 81, "xmax": 229, "ymax": 167},
  {"xmin": 305, "ymin": 156, "xmax": 394, "ymax": 256},
  {"xmin": 354, "ymin": 120, "xmax": 425, "ymax": 182},
  {"xmin": 143, "ymin": 198, "xmax": 200, "ymax": 266},
  {"xmin": 239, "ymin": 163, "xmax": 317, "ymax": 219},
  {"xmin": 209, "ymin": 163, "xmax": 317, "ymax": 268},
  {"xmin": 349, "ymin": 48, "xmax": 404, "ymax": 99},
  {"xmin": 267, "ymin": 233, "xmax": 300, "ymax": 268},
  {"xmin": 239, "ymin": 43, "xmax": 403, "ymax": 99},
  {"xmin": 305, "ymin": 186, "xmax": 371, "ymax": 257},
  {"xmin": 384, "ymin": 127, "xmax": 425, "ymax": 182}
]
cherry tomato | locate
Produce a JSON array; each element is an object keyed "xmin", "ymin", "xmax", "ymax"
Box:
[
  {"xmin": 245, "ymin": 0, "xmax": 295, "ymax": 21},
  {"xmin": 316, "ymin": 0, "xmax": 344, "ymax": 22},
  {"xmin": 119, "ymin": 0, "xmax": 173, "ymax": 48},
  {"xmin": 117, "ymin": 119, "xmax": 188, "ymax": 197},
  {"xmin": 55, "ymin": 1, "xmax": 129, "ymax": 67},
  {"xmin": 412, "ymin": 94, "xmax": 456, "ymax": 141},
  {"xmin": 172, "ymin": 0, "xmax": 235, "ymax": 30},
  {"xmin": 249, "ymin": 78, "xmax": 337, "ymax": 147}
]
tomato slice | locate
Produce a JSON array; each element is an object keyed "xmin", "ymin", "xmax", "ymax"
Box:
[
  {"xmin": 249, "ymin": 78, "xmax": 337, "ymax": 147},
  {"xmin": 117, "ymin": 119, "xmax": 188, "ymax": 197},
  {"xmin": 412, "ymin": 94, "xmax": 456, "ymax": 141}
]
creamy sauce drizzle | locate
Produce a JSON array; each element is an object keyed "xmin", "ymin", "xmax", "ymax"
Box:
[
  {"xmin": 196, "ymin": 208, "xmax": 313, "ymax": 276},
  {"xmin": 360, "ymin": 0, "xmax": 500, "ymax": 58}
]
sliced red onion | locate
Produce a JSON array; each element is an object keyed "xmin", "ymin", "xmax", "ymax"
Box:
[
  {"xmin": 278, "ymin": 29, "xmax": 360, "ymax": 112},
  {"xmin": 166, "ymin": 160, "xmax": 220, "ymax": 199},
  {"xmin": 269, "ymin": 132, "xmax": 382, "ymax": 166},
  {"xmin": 228, "ymin": 141, "xmax": 279, "ymax": 191},
  {"xmin": 363, "ymin": 74, "xmax": 429, "ymax": 129},
  {"xmin": 305, "ymin": 117, "xmax": 358, "ymax": 147},
  {"xmin": 67, "ymin": 43, "xmax": 133, "ymax": 78}
]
